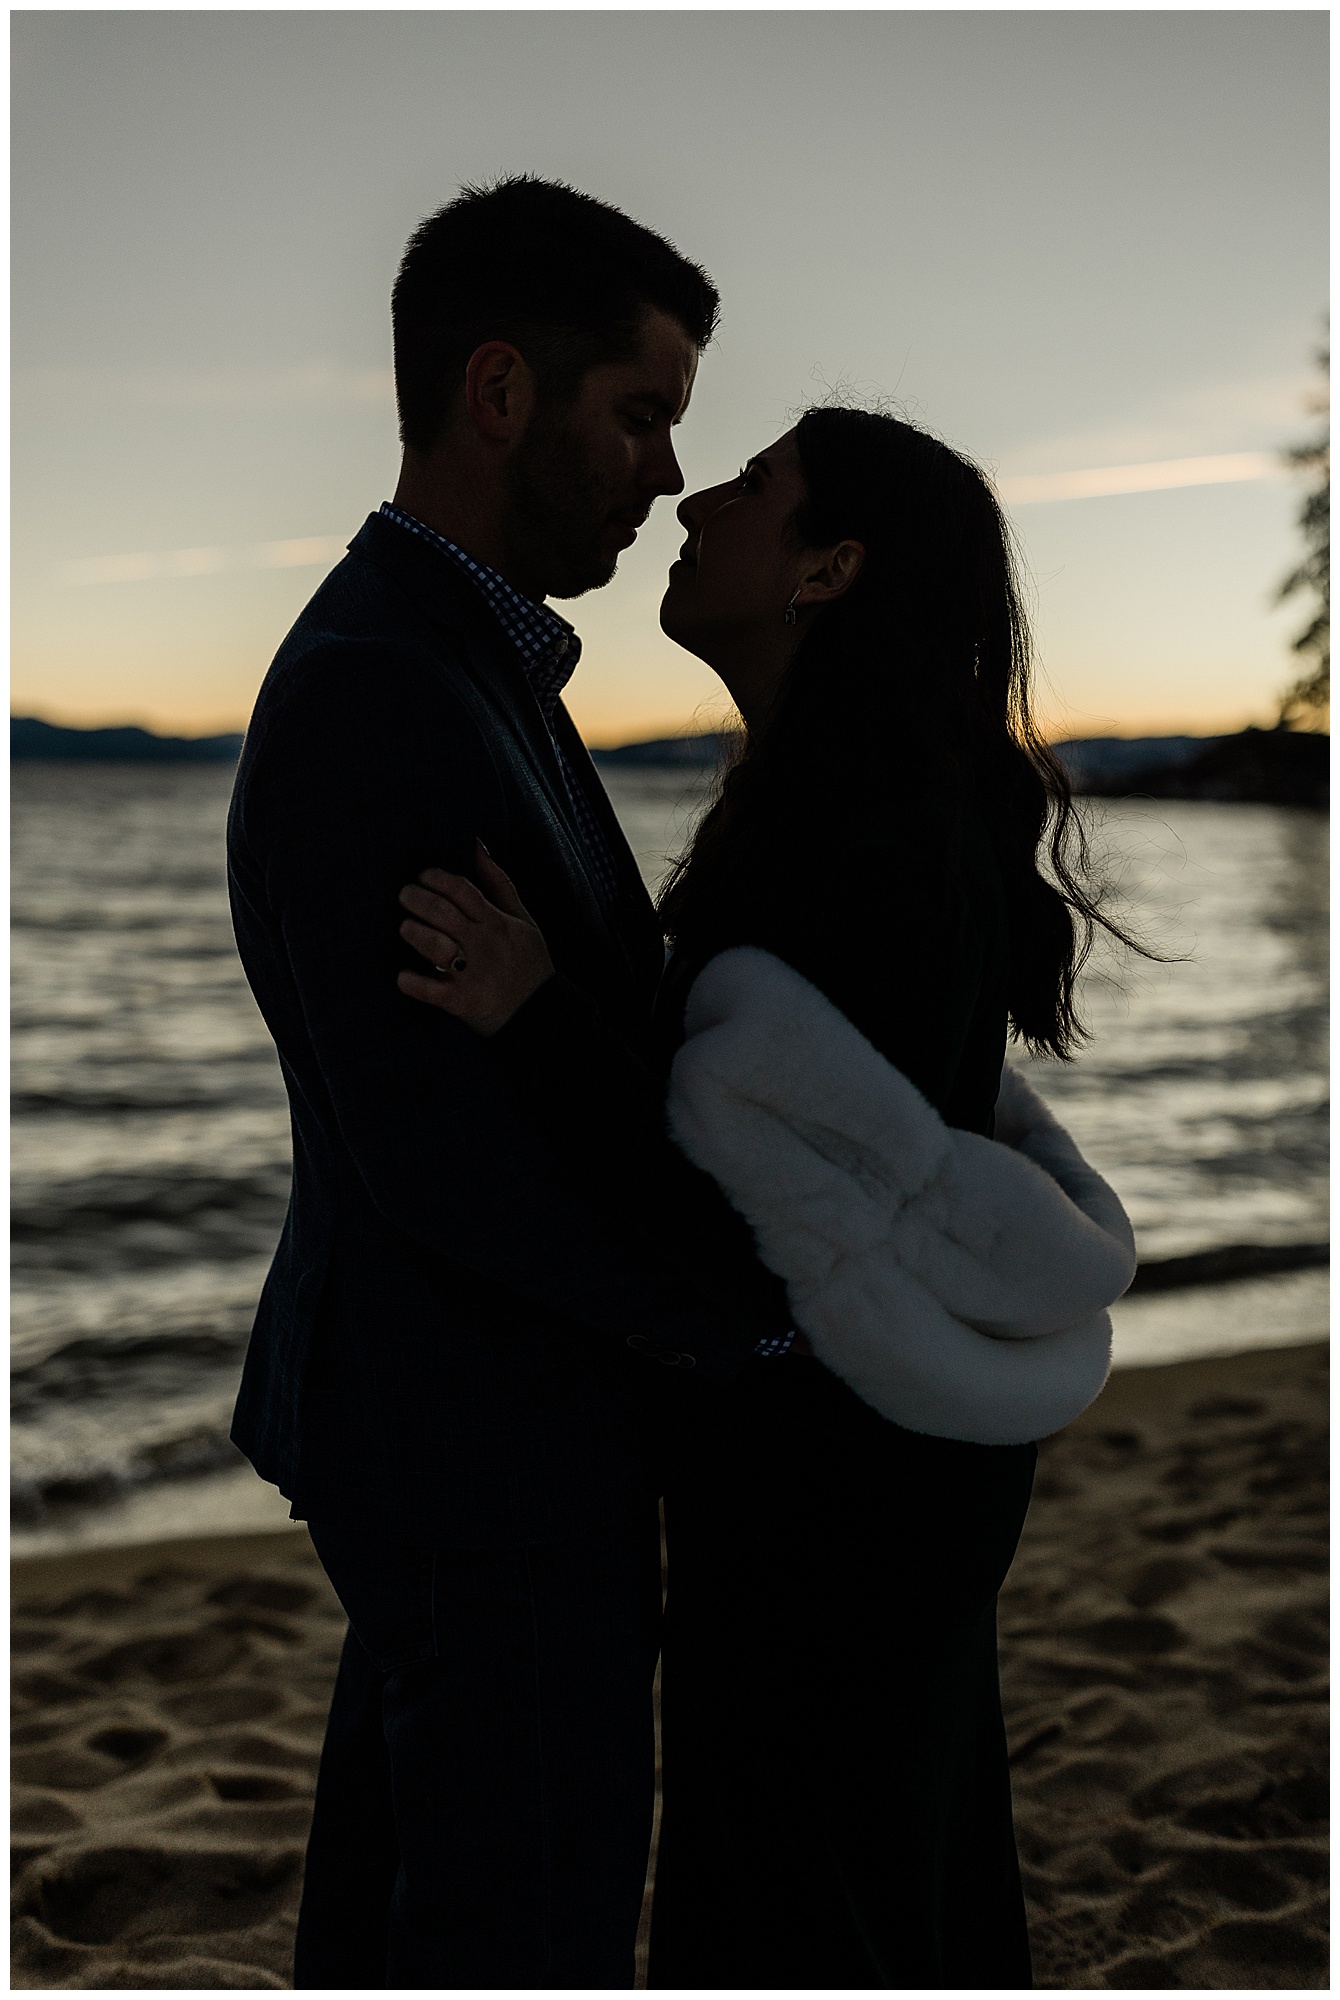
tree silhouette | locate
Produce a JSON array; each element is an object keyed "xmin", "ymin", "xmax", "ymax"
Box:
[{"xmin": 1276, "ymin": 331, "xmax": 1329, "ymax": 727}]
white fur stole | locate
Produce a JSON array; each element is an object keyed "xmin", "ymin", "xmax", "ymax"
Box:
[{"xmin": 666, "ymin": 947, "xmax": 1137, "ymax": 1446}]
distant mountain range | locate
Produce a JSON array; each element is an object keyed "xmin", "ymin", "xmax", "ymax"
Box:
[
  {"xmin": 590, "ymin": 731, "xmax": 737, "ymax": 769},
  {"xmin": 592, "ymin": 726, "xmax": 1328, "ymax": 809},
  {"xmin": 12, "ymin": 715, "xmax": 1327, "ymax": 808},
  {"xmin": 1051, "ymin": 736, "xmax": 1212, "ymax": 785},
  {"xmin": 1056, "ymin": 728, "xmax": 1327, "ymax": 809},
  {"xmin": 12, "ymin": 717, "xmax": 244, "ymax": 763},
  {"xmin": 589, "ymin": 732, "xmax": 1220, "ymax": 779}
]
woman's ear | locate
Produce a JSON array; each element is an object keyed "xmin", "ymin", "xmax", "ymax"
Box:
[{"xmin": 797, "ymin": 539, "xmax": 866, "ymax": 611}]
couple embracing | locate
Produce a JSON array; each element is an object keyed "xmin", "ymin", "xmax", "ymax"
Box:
[{"xmin": 228, "ymin": 175, "xmax": 1136, "ymax": 1990}]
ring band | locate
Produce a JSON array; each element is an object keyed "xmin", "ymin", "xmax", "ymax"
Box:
[{"xmin": 451, "ymin": 955, "xmax": 468, "ymax": 973}]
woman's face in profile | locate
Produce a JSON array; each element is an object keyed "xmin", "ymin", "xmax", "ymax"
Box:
[{"xmin": 660, "ymin": 429, "xmax": 809, "ymax": 664}]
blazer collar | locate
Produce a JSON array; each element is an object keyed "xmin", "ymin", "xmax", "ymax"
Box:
[
  {"xmin": 347, "ymin": 512, "xmax": 577, "ymax": 793},
  {"xmin": 347, "ymin": 512, "xmax": 533, "ymax": 676},
  {"xmin": 345, "ymin": 512, "xmax": 658, "ymax": 974}
]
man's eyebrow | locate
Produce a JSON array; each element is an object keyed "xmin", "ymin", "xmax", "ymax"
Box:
[{"xmin": 743, "ymin": 455, "xmax": 774, "ymax": 478}]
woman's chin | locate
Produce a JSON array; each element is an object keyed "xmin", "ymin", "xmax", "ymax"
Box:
[
  {"xmin": 660, "ymin": 581, "xmax": 723, "ymax": 667},
  {"xmin": 658, "ymin": 590, "xmax": 692, "ymax": 646}
]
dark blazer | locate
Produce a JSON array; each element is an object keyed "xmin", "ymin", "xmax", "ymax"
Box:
[{"xmin": 227, "ymin": 513, "xmax": 789, "ymax": 1548}]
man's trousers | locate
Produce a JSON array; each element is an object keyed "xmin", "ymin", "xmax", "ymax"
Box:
[{"xmin": 293, "ymin": 1505, "xmax": 662, "ymax": 1989}]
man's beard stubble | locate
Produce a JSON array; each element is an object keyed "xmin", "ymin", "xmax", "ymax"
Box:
[{"xmin": 504, "ymin": 408, "xmax": 622, "ymax": 601}]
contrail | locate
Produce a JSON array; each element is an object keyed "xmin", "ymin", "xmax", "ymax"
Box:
[
  {"xmin": 55, "ymin": 452, "xmax": 1286, "ymax": 584},
  {"xmin": 997, "ymin": 450, "xmax": 1279, "ymax": 506},
  {"xmin": 57, "ymin": 535, "xmax": 350, "ymax": 587}
]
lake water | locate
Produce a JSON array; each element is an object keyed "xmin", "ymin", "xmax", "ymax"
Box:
[{"xmin": 11, "ymin": 763, "xmax": 1328, "ymax": 1552}]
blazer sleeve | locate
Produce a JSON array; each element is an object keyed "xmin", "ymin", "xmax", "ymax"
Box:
[{"xmin": 236, "ymin": 641, "xmax": 773, "ymax": 1379}]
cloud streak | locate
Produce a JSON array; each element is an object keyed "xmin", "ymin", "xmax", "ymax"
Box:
[
  {"xmin": 998, "ymin": 450, "xmax": 1280, "ymax": 506},
  {"xmin": 54, "ymin": 452, "xmax": 1288, "ymax": 586},
  {"xmin": 18, "ymin": 364, "xmax": 394, "ymax": 412},
  {"xmin": 57, "ymin": 535, "xmax": 350, "ymax": 586}
]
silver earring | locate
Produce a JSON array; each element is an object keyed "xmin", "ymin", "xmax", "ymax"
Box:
[{"xmin": 783, "ymin": 590, "xmax": 801, "ymax": 627}]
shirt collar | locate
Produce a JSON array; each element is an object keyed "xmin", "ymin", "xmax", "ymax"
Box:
[{"xmin": 378, "ymin": 502, "xmax": 580, "ymax": 720}]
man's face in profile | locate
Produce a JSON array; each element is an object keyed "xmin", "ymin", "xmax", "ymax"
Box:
[{"xmin": 505, "ymin": 308, "xmax": 699, "ymax": 599}]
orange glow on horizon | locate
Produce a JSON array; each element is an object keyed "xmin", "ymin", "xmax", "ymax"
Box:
[{"xmin": 11, "ymin": 694, "xmax": 1285, "ymax": 749}]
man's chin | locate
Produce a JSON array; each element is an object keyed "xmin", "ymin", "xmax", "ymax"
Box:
[{"xmin": 547, "ymin": 553, "xmax": 621, "ymax": 600}]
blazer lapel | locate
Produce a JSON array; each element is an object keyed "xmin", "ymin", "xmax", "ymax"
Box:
[
  {"xmin": 347, "ymin": 514, "xmax": 652, "ymax": 974},
  {"xmin": 553, "ymin": 703, "xmax": 667, "ymax": 981}
]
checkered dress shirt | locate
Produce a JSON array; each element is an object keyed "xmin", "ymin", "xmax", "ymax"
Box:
[
  {"xmin": 379, "ymin": 503, "xmax": 620, "ymax": 910},
  {"xmin": 379, "ymin": 504, "xmax": 792, "ymax": 1362}
]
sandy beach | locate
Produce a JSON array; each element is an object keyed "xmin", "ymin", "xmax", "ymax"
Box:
[
  {"xmin": 11, "ymin": 1339, "xmax": 1327, "ymax": 1990},
  {"xmin": 999, "ymin": 1339, "xmax": 1327, "ymax": 1989}
]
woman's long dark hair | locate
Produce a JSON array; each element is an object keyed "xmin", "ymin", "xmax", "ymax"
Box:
[{"xmin": 658, "ymin": 405, "xmax": 1131, "ymax": 1059}]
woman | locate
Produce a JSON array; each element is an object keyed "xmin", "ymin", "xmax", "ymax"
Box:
[{"xmin": 394, "ymin": 408, "xmax": 1126, "ymax": 1987}]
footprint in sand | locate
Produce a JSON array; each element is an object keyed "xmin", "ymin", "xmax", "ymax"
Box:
[{"xmin": 11, "ymin": 1545, "xmax": 344, "ymax": 1990}]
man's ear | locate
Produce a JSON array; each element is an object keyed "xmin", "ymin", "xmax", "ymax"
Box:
[
  {"xmin": 463, "ymin": 341, "xmax": 537, "ymax": 446},
  {"xmin": 797, "ymin": 539, "xmax": 866, "ymax": 610}
]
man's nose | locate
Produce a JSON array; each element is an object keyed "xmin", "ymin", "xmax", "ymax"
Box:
[{"xmin": 646, "ymin": 435, "xmax": 686, "ymax": 499}]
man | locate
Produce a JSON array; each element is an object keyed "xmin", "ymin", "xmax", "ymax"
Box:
[{"xmin": 226, "ymin": 177, "xmax": 790, "ymax": 1989}]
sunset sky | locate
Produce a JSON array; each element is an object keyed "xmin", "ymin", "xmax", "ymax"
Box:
[{"xmin": 12, "ymin": 10, "xmax": 1328, "ymax": 745}]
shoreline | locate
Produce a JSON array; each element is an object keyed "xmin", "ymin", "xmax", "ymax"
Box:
[
  {"xmin": 14, "ymin": 1334, "xmax": 1328, "ymax": 1581},
  {"xmin": 13, "ymin": 1340, "xmax": 1328, "ymax": 1990},
  {"xmin": 13, "ymin": 1295, "xmax": 1330, "ymax": 1565}
]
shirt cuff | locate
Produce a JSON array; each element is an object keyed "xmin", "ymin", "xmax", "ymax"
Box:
[{"xmin": 753, "ymin": 1327, "xmax": 797, "ymax": 1359}]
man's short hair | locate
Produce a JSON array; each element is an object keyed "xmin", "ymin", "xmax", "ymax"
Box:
[{"xmin": 391, "ymin": 176, "xmax": 720, "ymax": 452}]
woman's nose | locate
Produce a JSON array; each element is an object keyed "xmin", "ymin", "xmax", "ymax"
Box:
[{"xmin": 677, "ymin": 489, "xmax": 707, "ymax": 532}]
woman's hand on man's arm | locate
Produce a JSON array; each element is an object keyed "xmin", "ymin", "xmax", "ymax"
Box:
[{"xmin": 397, "ymin": 839, "xmax": 556, "ymax": 1036}]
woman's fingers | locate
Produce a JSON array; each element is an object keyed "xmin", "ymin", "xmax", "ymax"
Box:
[
  {"xmin": 418, "ymin": 867, "xmax": 491, "ymax": 921},
  {"xmin": 398, "ymin": 883, "xmax": 476, "ymax": 935},
  {"xmin": 401, "ymin": 854, "xmax": 531, "ymax": 930},
  {"xmin": 473, "ymin": 842, "xmax": 529, "ymax": 919},
  {"xmin": 397, "ymin": 968, "xmax": 470, "ymax": 1012},
  {"xmin": 396, "ymin": 850, "xmax": 549, "ymax": 1038},
  {"xmin": 400, "ymin": 916, "xmax": 461, "ymax": 967}
]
